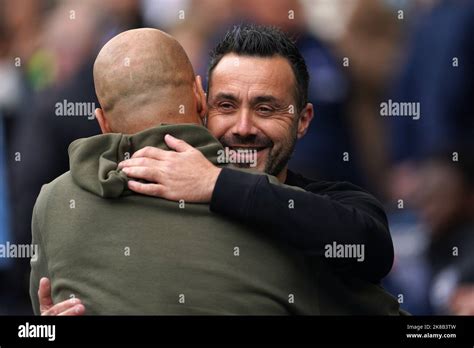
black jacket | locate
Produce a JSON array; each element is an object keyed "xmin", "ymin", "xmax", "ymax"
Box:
[{"xmin": 210, "ymin": 168, "xmax": 394, "ymax": 283}]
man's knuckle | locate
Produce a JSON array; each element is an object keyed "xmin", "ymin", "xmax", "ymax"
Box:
[{"xmin": 143, "ymin": 146, "xmax": 154, "ymax": 154}]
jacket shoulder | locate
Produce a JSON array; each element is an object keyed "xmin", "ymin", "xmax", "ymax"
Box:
[
  {"xmin": 36, "ymin": 171, "xmax": 74, "ymax": 202},
  {"xmin": 33, "ymin": 172, "xmax": 75, "ymax": 225}
]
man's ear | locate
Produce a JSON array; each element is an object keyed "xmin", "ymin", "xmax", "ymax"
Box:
[
  {"xmin": 296, "ymin": 103, "xmax": 314, "ymax": 139},
  {"xmin": 95, "ymin": 108, "xmax": 112, "ymax": 134},
  {"xmin": 193, "ymin": 75, "xmax": 208, "ymax": 122}
]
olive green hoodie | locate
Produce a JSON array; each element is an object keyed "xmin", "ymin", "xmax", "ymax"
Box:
[{"xmin": 30, "ymin": 124, "xmax": 400, "ymax": 315}]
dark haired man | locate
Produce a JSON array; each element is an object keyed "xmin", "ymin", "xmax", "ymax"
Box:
[
  {"xmin": 35, "ymin": 25, "xmax": 400, "ymax": 316},
  {"xmin": 121, "ymin": 24, "xmax": 394, "ymax": 283},
  {"xmin": 31, "ymin": 28, "xmax": 329, "ymax": 315}
]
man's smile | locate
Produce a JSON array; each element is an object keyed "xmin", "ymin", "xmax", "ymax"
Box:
[{"xmin": 226, "ymin": 146, "xmax": 270, "ymax": 166}]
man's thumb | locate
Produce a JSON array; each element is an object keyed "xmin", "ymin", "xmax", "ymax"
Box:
[{"xmin": 164, "ymin": 134, "xmax": 192, "ymax": 152}]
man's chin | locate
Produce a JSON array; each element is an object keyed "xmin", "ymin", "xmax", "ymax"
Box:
[{"xmin": 229, "ymin": 162, "xmax": 266, "ymax": 172}]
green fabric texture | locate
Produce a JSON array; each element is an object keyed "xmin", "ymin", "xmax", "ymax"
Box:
[
  {"xmin": 30, "ymin": 124, "xmax": 401, "ymax": 315},
  {"xmin": 68, "ymin": 124, "xmax": 224, "ymax": 198}
]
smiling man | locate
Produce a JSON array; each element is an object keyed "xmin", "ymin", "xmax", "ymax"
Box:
[
  {"xmin": 206, "ymin": 53, "xmax": 306, "ymax": 181},
  {"xmin": 34, "ymin": 25, "xmax": 400, "ymax": 316},
  {"xmin": 120, "ymin": 24, "xmax": 394, "ymax": 284}
]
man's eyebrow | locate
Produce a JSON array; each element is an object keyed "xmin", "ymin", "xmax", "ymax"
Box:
[
  {"xmin": 250, "ymin": 95, "xmax": 281, "ymax": 105},
  {"xmin": 212, "ymin": 92, "xmax": 239, "ymax": 102}
]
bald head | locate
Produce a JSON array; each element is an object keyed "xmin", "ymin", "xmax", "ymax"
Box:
[{"xmin": 93, "ymin": 28, "xmax": 203, "ymax": 134}]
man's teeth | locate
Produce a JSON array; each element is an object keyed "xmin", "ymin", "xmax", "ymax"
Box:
[{"xmin": 230, "ymin": 147, "xmax": 265, "ymax": 152}]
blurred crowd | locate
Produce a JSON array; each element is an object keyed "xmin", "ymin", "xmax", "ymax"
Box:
[{"xmin": 0, "ymin": 0, "xmax": 473, "ymax": 315}]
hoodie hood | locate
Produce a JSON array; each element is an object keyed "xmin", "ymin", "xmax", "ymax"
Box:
[{"xmin": 68, "ymin": 124, "xmax": 224, "ymax": 198}]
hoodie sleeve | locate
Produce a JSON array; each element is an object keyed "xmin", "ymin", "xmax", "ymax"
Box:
[
  {"xmin": 30, "ymin": 187, "xmax": 51, "ymax": 315},
  {"xmin": 210, "ymin": 168, "xmax": 394, "ymax": 283}
]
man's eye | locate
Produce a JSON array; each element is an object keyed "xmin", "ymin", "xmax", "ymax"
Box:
[
  {"xmin": 218, "ymin": 102, "xmax": 235, "ymax": 111},
  {"xmin": 257, "ymin": 106, "xmax": 274, "ymax": 114}
]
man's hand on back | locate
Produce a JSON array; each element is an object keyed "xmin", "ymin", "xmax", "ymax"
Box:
[
  {"xmin": 38, "ymin": 277, "xmax": 85, "ymax": 316},
  {"xmin": 118, "ymin": 134, "xmax": 222, "ymax": 203}
]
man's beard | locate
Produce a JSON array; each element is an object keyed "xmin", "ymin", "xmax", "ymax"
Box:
[{"xmin": 219, "ymin": 122, "xmax": 298, "ymax": 177}]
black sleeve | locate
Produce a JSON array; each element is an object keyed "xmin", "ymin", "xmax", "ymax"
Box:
[{"xmin": 210, "ymin": 168, "xmax": 394, "ymax": 283}]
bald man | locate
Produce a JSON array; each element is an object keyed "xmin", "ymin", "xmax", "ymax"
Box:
[
  {"xmin": 92, "ymin": 29, "xmax": 205, "ymax": 133},
  {"xmin": 30, "ymin": 28, "xmax": 400, "ymax": 315},
  {"xmin": 29, "ymin": 29, "xmax": 317, "ymax": 315}
]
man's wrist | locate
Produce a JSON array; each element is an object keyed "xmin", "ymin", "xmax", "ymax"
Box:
[{"xmin": 206, "ymin": 166, "xmax": 222, "ymax": 202}]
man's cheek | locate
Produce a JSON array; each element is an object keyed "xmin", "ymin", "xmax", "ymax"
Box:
[
  {"xmin": 254, "ymin": 148, "xmax": 271, "ymax": 171},
  {"xmin": 207, "ymin": 117, "xmax": 229, "ymax": 138},
  {"xmin": 207, "ymin": 125, "xmax": 223, "ymax": 139}
]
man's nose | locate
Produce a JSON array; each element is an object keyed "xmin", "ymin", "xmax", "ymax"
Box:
[{"xmin": 231, "ymin": 110, "xmax": 258, "ymax": 137}]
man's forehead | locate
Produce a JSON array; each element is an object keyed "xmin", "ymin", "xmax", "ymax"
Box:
[{"xmin": 209, "ymin": 54, "xmax": 295, "ymax": 99}]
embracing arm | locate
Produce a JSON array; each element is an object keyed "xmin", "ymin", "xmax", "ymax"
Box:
[
  {"xmin": 210, "ymin": 168, "xmax": 394, "ymax": 283},
  {"xmin": 119, "ymin": 135, "xmax": 394, "ymax": 283}
]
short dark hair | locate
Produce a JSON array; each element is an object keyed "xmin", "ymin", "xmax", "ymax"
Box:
[{"xmin": 208, "ymin": 24, "xmax": 310, "ymax": 112}]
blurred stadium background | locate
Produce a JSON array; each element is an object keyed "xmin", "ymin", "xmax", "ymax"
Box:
[{"xmin": 0, "ymin": 0, "xmax": 473, "ymax": 315}]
